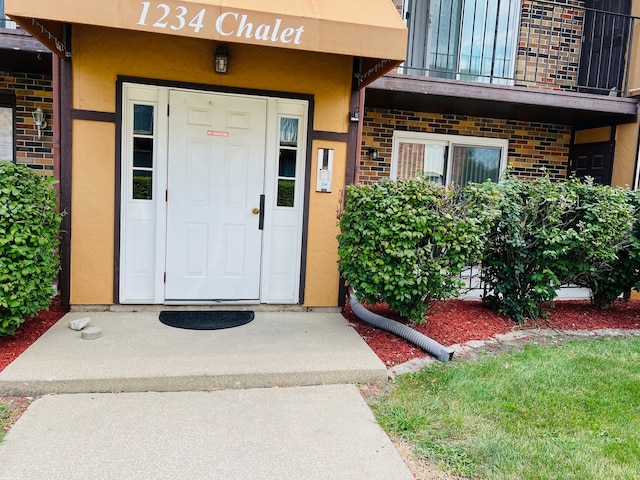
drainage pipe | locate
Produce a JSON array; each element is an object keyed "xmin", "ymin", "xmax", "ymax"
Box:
[{"xmin": 348, "ymin": 290, "xmax": 454, "ymax": 362}]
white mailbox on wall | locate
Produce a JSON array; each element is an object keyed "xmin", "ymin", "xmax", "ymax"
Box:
[{"xmin": 316, "ymin": 148, "xmax": 333, "ymax": 193}]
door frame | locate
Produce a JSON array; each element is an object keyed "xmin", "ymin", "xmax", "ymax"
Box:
[{"xmin": 116, "ymin": 78, "xmax": 312, "ymax": 305}]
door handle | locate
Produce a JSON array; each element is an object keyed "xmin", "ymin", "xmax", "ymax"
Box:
[
  {"xmin": 258, "ymin": 194, "xmax": 265, "ymax": 230},
  {"xmin": 251, "ymin": 207, "xmax": 260, "ymax": 215}
]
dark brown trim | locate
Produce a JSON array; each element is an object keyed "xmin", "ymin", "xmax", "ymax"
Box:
[
  {"xmin": 368, "ymin": 74, "xmax": 638, "ymax": 128},
  {"xmin": 0, "ymin": 92, "xmax": 16, "ymax": 105},
  {"xmin": 71, "ymin": 109, "xmax": 116, "ymax": 123},
  {"xmin": 338, "ymin": 77, "xmax": 363, "ymax": 307},
  {"xmin": 117, "ymin": 75, "xmax": 313, "ymax": 103},
  {"xmin": 113, "ymin": 84, "xmax": 124, "ymax": 303},
  {"xmin": 52, "ymin": 57, "xmax": 61, "ymax": 199},
  {"xmin": 59, "ymin": 56, "xmax": 72, "ymax": 308},
  {"xmin": 312, "ymin": 131, "xmax": 349, "ymax": 142},
  {"xmin": 298, "ymin": 99, "xmax": 315, "ymax": 305}
]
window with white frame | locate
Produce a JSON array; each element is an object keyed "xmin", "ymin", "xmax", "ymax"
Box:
[
  {"xmin": 391, "ymin": 131, "xmax": 507, "ymax": 186},
  {"xmin": 0, "ymin": 99, "xmax": 15, "ymax": 162}
]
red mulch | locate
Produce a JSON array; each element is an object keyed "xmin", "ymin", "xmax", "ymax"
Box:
[
  {"xmin": 343, "ymin": 299, "xmax": 640, "ymax": 367},
  {"xmin": 0, "ymin": 297, "xmax": 69, "ymax": 372}
]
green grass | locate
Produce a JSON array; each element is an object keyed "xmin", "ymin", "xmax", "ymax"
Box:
[
  {"xmin": 0, "ymin": 400, "xmax": 6, "ymax": 442},
  {"xmin": 372, "ymin": 338, "xmax": 640, "ymax": 479}
]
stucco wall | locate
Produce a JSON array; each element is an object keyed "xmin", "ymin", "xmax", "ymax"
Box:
[
  {"xmin": 70, "ymin": 25, "xmax": 353, "ymax": 306},
  {"xmin": 612, "ymin": 118, "xmax": 640, "ymax": 188}
]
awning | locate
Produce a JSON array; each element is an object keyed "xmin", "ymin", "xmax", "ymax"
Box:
[{"xmin": 6, "ymin": 0, "xmax": 407, "ymax": 86}]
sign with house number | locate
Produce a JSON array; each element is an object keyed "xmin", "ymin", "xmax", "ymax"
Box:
[{"xmin": 136, "ymin": 1, "xmax": 306, "ymax": 46}]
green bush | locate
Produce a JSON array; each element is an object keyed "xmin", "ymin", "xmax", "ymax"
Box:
[
  {"xmin": 481, "ymin": 175, "xmax": 578, "ymax": 322},
  {"xmin": 337, "ymin": 176, "xmax": 499, "ymax": 323},
  {"xmin": 482, "ymin": 175, "xmax": 636, "ymax": 321},
  {"xmin": 0, "ymin": 161, "xmax": 63, "ymax": 336},
  {"xmin": 571, "ymin": 187, "xmax": 640, "ymax": 309}
]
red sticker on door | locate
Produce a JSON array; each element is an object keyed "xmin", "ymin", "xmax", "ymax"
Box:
[{"xmin": 207, "ymin": 130, "xmax": 229, "ymax": 137}]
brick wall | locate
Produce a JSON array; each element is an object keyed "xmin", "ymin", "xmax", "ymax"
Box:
[
  {"xmin": 0, "ymin": 71, "xmax": 54, "ymax": 174},
  {"xmin": 359, "ymin": 107, "xmax": 571, "ymax": 184},
  {"xmin": 516, "ymin": 0, "xmax": 584, "ymax": 91}
]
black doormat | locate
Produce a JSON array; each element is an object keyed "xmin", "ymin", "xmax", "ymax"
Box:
[{"xmin": 159, "ymin": 311, "xmax": 254, "ymax": 330}]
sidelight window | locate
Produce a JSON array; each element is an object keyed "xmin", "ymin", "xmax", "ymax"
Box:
[
  {"xmin": 132, "ymin": 104, "xmax": 154, "ymax": 200},
  {"xmin": 276, "ymin": 117, "xmax": 299, "ymax": 207}
]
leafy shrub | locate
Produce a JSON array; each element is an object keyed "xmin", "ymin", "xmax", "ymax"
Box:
[
  {"xmin": 573, "ymin": 187, "xmax": 640, "ymax": 309},
  {"xmin": 481, "ymin": 175, "xmax": 578, "ymax": 322},
  {"xmin": 337, "ymin": 176, "xmax": 499, "ymax": 323},
  {"xmin": 482, "ymin": 175, "xmax": 636, "ymax": 321},
  {"xmin": 0, "ymin": 161, "xmax": 62, "ymax": 336}
]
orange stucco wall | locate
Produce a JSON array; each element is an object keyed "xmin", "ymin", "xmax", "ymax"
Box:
[
  {"xmin": 614, "ymin": 2, "xmax": 640, "ymax": 188},
  {"xmin": 573, "ymin": 127, "xmax": 612, "ymax": 145},
  {"xmin": 70, "ymin": 25, "xmax": 353, "ymax": 306},
  {"xmin": 70, "ymin": 120, "xmax": 116, "ymax": 304},
  {"xmin": 612, "ymin": 118, "xmax": 640, "ymax": 188}
]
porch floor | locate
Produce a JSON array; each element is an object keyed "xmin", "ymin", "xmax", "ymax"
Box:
[{"xmin": 0, "ymin": 310, "xmax": 388, "ymax": 396}]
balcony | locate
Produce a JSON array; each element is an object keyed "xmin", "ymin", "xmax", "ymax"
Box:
[
  {"xmin": 0, "ymin": 16, "xmax": 51, "ymax": 73},
  {"xmin": 367, "ymin": 0, "xmax": 639, "ymax": 127}
]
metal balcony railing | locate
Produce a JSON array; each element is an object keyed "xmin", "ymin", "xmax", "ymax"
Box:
[{"xmin": 400, "ymin": 0, "xmax": 639, "ymax": 96}]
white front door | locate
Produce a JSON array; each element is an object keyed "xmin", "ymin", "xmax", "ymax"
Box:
[{"xmin": 165, "ymin": 90, "xmax": 267, "ymax": 301}]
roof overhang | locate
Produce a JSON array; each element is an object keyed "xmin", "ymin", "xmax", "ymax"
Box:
[
  {"xmin": 366, "ymin": 74, "xmax": 639, "ymax": 128},
  {"xmin": 6, "ymin": 0, "xmax": 407, "ymax": 87}
]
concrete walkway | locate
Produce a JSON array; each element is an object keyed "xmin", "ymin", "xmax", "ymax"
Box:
[
  {"xmin": 0, "ymin": 310, "xmax": 388, "ymax": 395},
  {"xmin": 0, "ymin": 311, "xmax": 415, "ymax": 479}
]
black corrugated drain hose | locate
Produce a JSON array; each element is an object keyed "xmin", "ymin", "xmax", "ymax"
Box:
[{"xmin": 348, "ymin": 289, "xmax": 454, "ymax": 362}]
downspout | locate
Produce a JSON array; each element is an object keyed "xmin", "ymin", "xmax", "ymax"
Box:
[{"xmin": 348, "ymin": 289, "xmax": 454, "ymax": 362}]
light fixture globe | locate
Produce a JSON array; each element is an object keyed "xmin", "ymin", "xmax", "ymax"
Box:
[
  {"xmin": 32, "ymin": 107, "xmax": 47, "ymax": 138},
  {"xmin": 214, "ymin": 44, "xmax": 229, "ymax": 74}
]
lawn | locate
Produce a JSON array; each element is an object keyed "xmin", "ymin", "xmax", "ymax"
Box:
[
  {"xmin": 0, "ymin": 402, "xmax": 6, "ymax": 442},
  {"xmin": 372, "ymin": 338, "xmax": 640, "ymax": 479}
]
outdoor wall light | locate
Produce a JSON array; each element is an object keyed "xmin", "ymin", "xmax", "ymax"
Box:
[
  {"xmin": 368, "ymin": 147, "xmax": 378, "ymax": 160},
  {"xmin": 32, "ymin": 107, "xmax": 47, "ymax": 138},
  {"xmin": 214, "ymin": 44, "xmax": 230, "ymax": 74}
]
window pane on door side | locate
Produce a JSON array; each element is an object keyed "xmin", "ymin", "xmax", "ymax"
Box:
[{"xmin": 134, "ymin": 105, "xmax": 154, "ymax": 135}]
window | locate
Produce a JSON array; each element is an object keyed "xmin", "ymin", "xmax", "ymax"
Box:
[
  {"xmin": 392, "ymin": 131, "xmax": 507, "ymax": 186},
  {"xmin": 0, "ymin": 96, "xmax": 15, "ymax": 162},
  {"xmin": 276, "ymin": 117, "xmax": 299, "ymax": 207},
  {"xmin": 132, "ymin": 104, "xmax": 155, "ymax": 200},
  {"xmin": 403, "ymin": 0, "xmax": 521, "ymax": 84}
]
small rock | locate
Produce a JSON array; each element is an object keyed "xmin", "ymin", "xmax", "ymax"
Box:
[
  {"xmin": 69, "ymin": 317, "xmax": 90, "ymax": 331},
  {"xmin": 81, "ymin": 326, "xmax": 102, "ymax": 340}
]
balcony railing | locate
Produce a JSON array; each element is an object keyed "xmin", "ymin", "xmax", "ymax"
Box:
[{"xmin": 400, "ymin": 0, "xmax": 639, "ymax": 96}]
